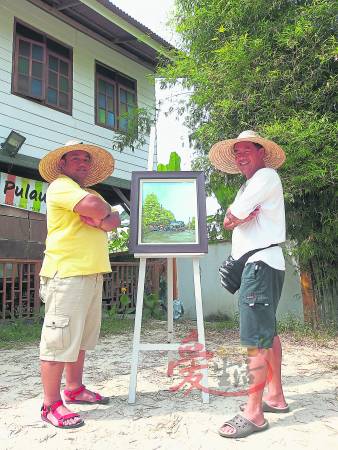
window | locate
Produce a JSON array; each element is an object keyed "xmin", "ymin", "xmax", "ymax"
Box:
[
  {"xmin": 13, "ymin": 21, "xmax": 72, "ymax": 114},
  {"xmin": 97, "ymin": 77, "xmax": 116, "ymax": 129},
  {"xmin": 96, "ymin": 63, "xmax": 137, "ymax": 131},
  {"xmin": 119, "ymin": 87, "xmax": 137, "ymax": 132}
]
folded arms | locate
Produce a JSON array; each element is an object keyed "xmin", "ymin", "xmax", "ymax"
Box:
[{"xmin": 74, "ymin": 193, "xmax": 121, "ymax": 231}]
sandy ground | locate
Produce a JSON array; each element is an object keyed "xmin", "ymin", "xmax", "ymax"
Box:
[{"xmin": 0, "ymin": 320, "xmax": 337, "ymax": 450}]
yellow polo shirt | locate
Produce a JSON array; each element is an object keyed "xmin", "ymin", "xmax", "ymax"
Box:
[{"xmin": 40, "ymin": 175, "xmax": 112, "ymax": 278}]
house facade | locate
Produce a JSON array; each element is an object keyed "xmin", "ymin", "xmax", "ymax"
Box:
[{"xmin": 0, "ymin": 0, "xmax": 171, "ymax": 319}]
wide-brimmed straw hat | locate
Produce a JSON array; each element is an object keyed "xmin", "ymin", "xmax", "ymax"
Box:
[
  {"xmin": 39, "ymin": 140, "xmax": 115, "ymax": 186},
  {"xmin": 209, "ymin": 130, "xmax": 286, "ymax": 174}
]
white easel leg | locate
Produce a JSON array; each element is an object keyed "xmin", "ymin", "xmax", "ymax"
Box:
[
  {"xmin": 193, "ymin": 257, "xmax": 209, "ymax": 404},
  {"xmin": 167, "ymin": 257, "xmax": 174, "ymax": 375},
  {"xmin": 128, "ymin": 257, "xmax": 147, "ymax": 404}
]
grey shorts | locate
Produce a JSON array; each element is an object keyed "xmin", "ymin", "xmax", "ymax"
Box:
[{"xmin": 238, "ymin": 261, "xmax": 285, "ymax": 349}]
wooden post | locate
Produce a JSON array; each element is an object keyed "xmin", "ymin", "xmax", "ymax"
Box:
[{"xmin": 300, "ymin": 271, "xmax": 318, "ymax": 325}]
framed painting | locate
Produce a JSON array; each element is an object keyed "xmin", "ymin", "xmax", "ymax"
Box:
[{"xmin": 129, "ymin": 171, "xmax": 208, "ymax": 254}]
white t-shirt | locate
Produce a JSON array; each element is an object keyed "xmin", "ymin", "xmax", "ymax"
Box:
[{"xmin": 229, "ymin": 168, "xmax": 286, "ymax": 270}]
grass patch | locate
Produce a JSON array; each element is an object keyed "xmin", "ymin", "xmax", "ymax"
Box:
[
  {"xmin": 100, "ymin": 314, "xmax": 134, "ymax": 336},
  {"xmin": 205, "ymin": 314, "xmax": 240, "ymax": 331},
  {"xmin": 1, "ymin": 313, "xmax": 336, "ymax": 350},
  {"xmin": 205, "ymin": 313, "xmax": 337, "ymax": 345},
  {"xmin": 0, "ymin": 318, "xmax": 43, "ymax": 349},
  {"xmin": 0, "ymin": 314, "xmax": 135, "ymax": 349},
  {"xmin": 277, "ymin": 315, "xmax": 337, "ymax": 343}
]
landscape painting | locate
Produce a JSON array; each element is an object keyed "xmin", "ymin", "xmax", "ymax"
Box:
[
  {"xmin": 139, "ymin": 179, "xmax": 198, "ymax": 245},
  {"xmin": 129, "ymin": 171, "xmax": 208, "ymax": 254}
]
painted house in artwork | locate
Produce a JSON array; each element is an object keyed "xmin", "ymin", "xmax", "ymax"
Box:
[{"xmin": 0, "ymin": 0, "xmax": 172, "ymax": 318}]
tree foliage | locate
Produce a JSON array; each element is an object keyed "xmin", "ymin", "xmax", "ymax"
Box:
[
  {"xmin": 157, "ymin": 151, "xmax": 182, "ymax": 171},
  {"xmin": 111, "ymin": 107, "xmax": 154, "ymax": 152},
  {"xmin": 157, "ymin": 0, "xmax": 337, "ymax": 323},
  {"xmin": 108, "ymin": 228, "xmax": 129, "ymax": 253},
  {"xmin": 142, "ymin": 193, "xmax": 175, "ymax": 228},
  {"xmin": 187, "ymin": 216, "xmax": 196, "ymax": 230}
]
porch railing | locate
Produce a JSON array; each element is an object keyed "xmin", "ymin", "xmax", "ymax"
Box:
[
  {"xmin": 103, "ymin": 259, "xmax": 166, "ymax": 311},
  {"xmin": 0, "ymin": 259, "xmax": 42, "ymax": 320},
  {"xmin": 0, "ymin": 258, "xmax": 166, "ymax": 321}
]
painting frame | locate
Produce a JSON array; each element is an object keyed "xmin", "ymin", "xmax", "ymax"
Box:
[{"xmin": 129, "ymin": 171, "xmax": 208, "ymax": 254}]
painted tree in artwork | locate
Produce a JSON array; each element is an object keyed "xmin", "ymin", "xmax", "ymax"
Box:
[
  {"xmin": 142, "ymin": 193, "xmax": 175, "ymax": 228},
  {"xmin": 142, "ymin": 193, "xmax": 160, "ymax": 227},
  {"xmin": 187, "ymin": 216, "xmax": 196, "ymax": 230}
]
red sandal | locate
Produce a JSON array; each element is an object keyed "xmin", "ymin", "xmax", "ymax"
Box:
[
  {"xmin": 41, "ymin": 400, "xmax": 84, "ymax": 429},
  {"xmin": 63, "ymin": 384, "xmax": 110, "ymax": 405}
]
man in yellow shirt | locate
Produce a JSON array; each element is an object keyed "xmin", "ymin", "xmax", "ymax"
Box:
[{"xmin": 38, "ymin": 140, "xmax": 120, "ymax": 429}]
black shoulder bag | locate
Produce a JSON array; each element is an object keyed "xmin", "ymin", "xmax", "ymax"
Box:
[{"xmin": 219, "ymin": 244, "xmax": 279, "ymax": 294}]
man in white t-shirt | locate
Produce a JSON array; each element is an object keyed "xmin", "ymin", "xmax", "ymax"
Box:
[{"xmin": 209, "ymin": 130, "xmax": 289, "ymax": 439}]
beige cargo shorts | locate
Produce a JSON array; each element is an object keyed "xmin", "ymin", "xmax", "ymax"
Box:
[{"xmin": 39, "ymin": 273, "xmax": 103, "ymax": 362}]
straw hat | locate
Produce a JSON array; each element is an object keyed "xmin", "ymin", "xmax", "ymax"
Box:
[
  {"xmin": 39, "ymin": 140, "xmax": 115, "ymax": 186},
  {"xmin": 209, "ymin": 130, "xmax": 286, "ymax": 174}
]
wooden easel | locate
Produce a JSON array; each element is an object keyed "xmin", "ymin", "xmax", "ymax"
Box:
[{"xmin": 128, "ymin": 253, "xmax": 209, "ymax": 404}]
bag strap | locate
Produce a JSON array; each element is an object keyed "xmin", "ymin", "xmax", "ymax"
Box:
[{"xmin": 238, "ymin": 244, "xmax": 279, "ymax": 264}]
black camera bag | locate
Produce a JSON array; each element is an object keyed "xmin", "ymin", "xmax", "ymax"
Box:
[{"xmin": 219, "ymin": 244, "xmax": 278, "ymax": 294}]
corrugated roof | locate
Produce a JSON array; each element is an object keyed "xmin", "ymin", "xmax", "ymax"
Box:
[
  {"xmin": 96, "ymin": 0, "xmax": 173, "ymax": 50},
  {"xmin": 31, "ymin": 0, "xmax": 174, "ymax": 68}
]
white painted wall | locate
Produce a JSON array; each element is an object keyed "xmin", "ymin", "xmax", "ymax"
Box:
[
  {"xmin": 177, "ymin": 242, "xmax": 304, "ymax": 321},
  {"xmin": 0, "ymin": 0, "xmax": 156, "ymax": 182}
]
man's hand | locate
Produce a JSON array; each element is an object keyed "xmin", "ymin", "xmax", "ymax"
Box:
[
  {"xmin": 223, "ymin": 207, "xmax": 260, "ymax": 230},
  {"xmin": 223, "ymin": 210, "xmax": 240, "ymax": 230},
  {"xmin": 80, "ymin": 215, "xmax": 102, "ymax": 227},
  {"xmin": 80, "ymin": 211, "xmax": 121, "ymax": 231},
  {"xmin": 99, "ymin": 211, "xmax": 121, "ymax": 232},
  {"xmin": 241, "ymin": 207, "xmax": 260, "ymax": 223}
]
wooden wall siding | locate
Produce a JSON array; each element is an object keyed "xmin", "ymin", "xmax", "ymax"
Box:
[
  {"xmin": 0, "ymin": 204, "xmax": 47, "ymax": 259},
  {"xmin": 0, "ymin": 0, "xmax": 156, "ymax": 182},
  {"xmin": 0, "ymin": 259, "xmax": 41, "ymax": 320}
]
